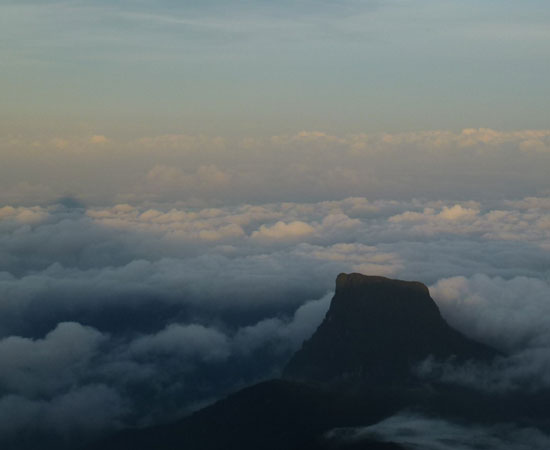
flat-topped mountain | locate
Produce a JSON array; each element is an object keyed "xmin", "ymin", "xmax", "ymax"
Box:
[
  {"xmin": 88, "ymin": 273, "xmax": 508, "ymax": 450},
  {"xmin": 284, "ymin": 273, "xmax": 498, "ymax": 385}
]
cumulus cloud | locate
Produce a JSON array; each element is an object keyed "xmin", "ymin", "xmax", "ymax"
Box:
[
  {"xmin": 0, "ymin": 205, "xmax": 48, "ymax": 223},
  {"xmin": 128, "ymin": 324, "xmax": 230, "ymax": 362},
  {"xmin": 0, "ymin": 323, "xmax": 125, "ymax": 443},
  {"xmin": 234, "ymin": 292, "xmax": 331, "ymax": 355},
  {"xmin": 0, "ymin": 194, "xmax": 550, "ymax": 447},
  {"xmin": 387, "ymin": 202, "xmax": 550, "ymax": 244},
  {"xmin": 331, "ymin": 413, "xmax": 550, "ymax": 450},
  {"xmin": 0, "ymin": 293, "xmax": 331, "ymax": 446},
  {"xmin": 2, "ymin": 129, "xmax": 550, "ymax": 205},
  {"xmin": 414, "ymin": 275, "xmax": 550, "ymax": 392},
  {"xmin": 0, "ymin": 385, "xmax": 125, "ymax": 439},
  {"xmin": 431, "ymin": 275, "xmax": 550, "ymax": 353},
  {"xmin": 505, "ymin": 196, "xmax": 550, "ymax": 211},
  {"xmin": 251, "ymin": 220, "xmax": 316, "ymax": 242},
  {"xmin": 0, "ymin": 322, "xmax": 105, "ymax": 396}
]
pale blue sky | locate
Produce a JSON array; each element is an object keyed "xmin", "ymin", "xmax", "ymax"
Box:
[{"xmin": 1, "ymin": 0, "xmax": 549, "ymax": 135}]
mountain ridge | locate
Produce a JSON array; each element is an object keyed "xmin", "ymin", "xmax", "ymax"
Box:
[{"xmin": 87, "ymin": 273, "xmax": 506, "ymax": 450}]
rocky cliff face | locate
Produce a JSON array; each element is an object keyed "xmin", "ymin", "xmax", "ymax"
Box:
[{"xmin": 283, "ymin": 273, "xmax": 498, "ymax": 385}]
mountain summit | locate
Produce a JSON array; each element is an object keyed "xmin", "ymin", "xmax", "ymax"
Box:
[
  {"xmin": 283, "ymin": 273, "xmax": 497, "ymax": 385},
  {"xmin": 90, "ymin": 273, "xmax": 505, "ymax": 450}
]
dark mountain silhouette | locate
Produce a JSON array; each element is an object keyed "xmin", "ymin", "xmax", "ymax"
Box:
[
  {"xmin": 92, "ymin": 380, "xmax": 407, "ymax": 450},
  {"xmin": 284, "ymin": 273, "xmax": 498, "ymax": 386},
  {"xmin": 87, "ymin": 273, "xmax": 514, "ymax": 450}
]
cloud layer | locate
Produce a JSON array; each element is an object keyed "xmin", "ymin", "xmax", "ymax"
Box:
[
  {"xmin": 2, "ymin": 129, "xmax": 550, "ymax": 206},
  {"xmin": 332, "ymin": 413, "xmax": 550, "ymax": 450},
  {"xmin": 1, "ymin": 193, "xmax": 550, "ymax": 447}
]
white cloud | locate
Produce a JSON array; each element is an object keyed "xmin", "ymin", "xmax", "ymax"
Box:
[
  {"xmin": 431, "ymin": 275, "xmax": 550, "ymax": 353},
  {"xmin": 437, "ymin": 204, "xmax": 479, "ymax": 221},
  {"xmin": 0, "ymin": 205, "xmax": 48, "ymax": 224},
  {"xmin": 389, "ymin": 204, "xmax": 480, "ymax": 225},
  {"xmin": 251, "ymin": 220, "xmax": 316, "ymax": 242},
  {"xmin": 128, "ymin": 324, "xmax": 230, "ymax": 362},
  {"xmin": 418, "ymin": 275, "xmax": 550, "ymax": 391},
  {"xmin": 0, "ymin": 322, "xmax": 105, "ymax": 396},
  {"xmin": 338, "ymin": 413, "xmax": 550, "ymax": 450},
  {"xmin": 387, "ymin": 202, "xmax": 550, "ymax": 244},
  {"xmin": 234, "ymin": 292, "xmax": 332, "ymax": 355}
]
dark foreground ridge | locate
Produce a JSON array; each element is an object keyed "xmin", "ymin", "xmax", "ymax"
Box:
[{"xmin": 89, "ymin": 273, "xmax": 550, "ymax": 450}]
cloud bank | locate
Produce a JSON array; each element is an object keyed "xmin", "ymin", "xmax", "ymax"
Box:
[
  {"xmin": 1, "ymin": 185, "xmax": 550, "ymax": 447},
  {"xmin": 331, "ymin": 413, "xmax": 550, "ymax": 450},
  {"xmin": 2, "ymin": 129, "xmax": 550, "ymax": 206}
]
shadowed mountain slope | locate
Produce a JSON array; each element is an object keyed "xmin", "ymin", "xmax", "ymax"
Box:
[
  {"xmin": 283, "ymin": 273, "xmax": 498, "ymax": 385},
  {"xmin": 94, "ymin": 379, "xmax": 407, "ymax": 450},
  {"xmin": 87, "ymin": 273, "xmax": 505, "ymax": 450}
]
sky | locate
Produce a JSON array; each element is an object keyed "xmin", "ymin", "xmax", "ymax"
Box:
[
  {"xmin": 2, "ymin": 0, "xmax": 550, "ymax": 135},
  {"xmin": 1, "ymin": 1, "xmax": 550, "ymax": 449}
]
